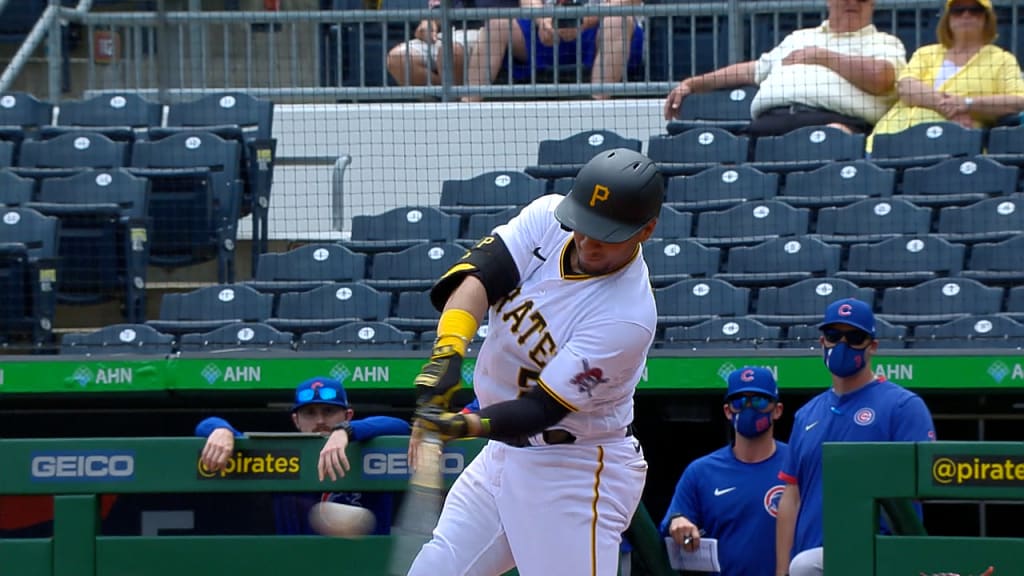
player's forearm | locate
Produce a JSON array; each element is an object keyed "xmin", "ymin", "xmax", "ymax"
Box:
[
  {"xmin": 468, "ymin": 387, "xmax": 569, "ymax": 437},
  {"xmin": 195, "ymin": 417, "xmax": 243, "ymax": 438},
  {"xmin": 350, "ymin": 416, "xmax": 412, "ymax": 441},
  {"xmin": 683, "ymin": 61, "xmax": 756, "ymax": 92},
  {"xmin": 775, "ymin": 485, "xmax": 799, "ymax": 575},
  {"xmin": 824, "ymin": 53, "xmax": 895, "ymax": 95},
  {"xmin": 442, "ymin": 275, "xmax": 489, "ymax": 326}
]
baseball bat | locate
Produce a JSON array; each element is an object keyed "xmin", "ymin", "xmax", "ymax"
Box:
[{"xmin": 387, "ymin": 432, "xmax": 444, "ymax": 576}]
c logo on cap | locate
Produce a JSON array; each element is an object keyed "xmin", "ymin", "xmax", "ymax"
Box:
[
  {"xmin": 589, "ymin": 184, "xmax": 610, "ymax": 207},
  {"xmin": 310, "ymin": 381, "xmax": 323, "ymax": 390},
  {"xmin": 740, "ymin": 369, "xmax": 755, "ymax": 382},
  {"xmin": 838, "ymin": 303, "xmax": 853, "ymax": 317}
]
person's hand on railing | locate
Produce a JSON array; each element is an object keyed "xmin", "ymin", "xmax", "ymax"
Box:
[
  {"xmin": 663, "ymin": 79, "xmax": 693, "ymax": 120},
  {"xmin": 920, "ymin": 566, "xmax": 995, "ymax": 576},
  {"xmin": 199, "ymin": 427, "xmax": 235, "ymax": 472}
]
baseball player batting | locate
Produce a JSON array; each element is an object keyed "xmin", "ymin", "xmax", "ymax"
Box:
[{"xmin": 407, "ymin": 148, "xmax": 664, "ymax": 575}]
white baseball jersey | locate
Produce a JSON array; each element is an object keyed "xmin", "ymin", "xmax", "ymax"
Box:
[{"xmin": 471, "ymin": 194, "xmax": 657, "ymax": 440}]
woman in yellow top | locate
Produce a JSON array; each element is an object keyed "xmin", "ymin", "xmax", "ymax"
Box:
[{"xmin": 867, "ymin": 0, "xmax": 1024, "ymax": 151}]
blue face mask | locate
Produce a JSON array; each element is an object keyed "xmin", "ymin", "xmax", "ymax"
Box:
[
  {"xmin": 732, "ymin": 407, "xmax": 773, "ymax": 438},
  {"xmin": 823, "ymin": 342, "xmax": 867, "ymax": 377}
]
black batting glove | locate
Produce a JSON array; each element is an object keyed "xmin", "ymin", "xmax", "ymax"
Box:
[
  {"xmin": 414, "ymin": 405, "xmax": 469, "ymax": 442},
  {"xmin": 414, "ymin": 344, "xmax": 463, "ymax": 411}
]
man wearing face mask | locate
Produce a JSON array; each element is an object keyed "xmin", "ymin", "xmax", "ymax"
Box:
[
  {"xmin": 660, "ymin": 366, "xmax": 789, "ymax": 576},
  {"xmin": 776, "ymin": 298, "xmax": 936, "ymax": 576}
]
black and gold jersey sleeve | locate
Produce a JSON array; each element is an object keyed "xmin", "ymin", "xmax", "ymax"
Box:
[{"xmin": 429, "ymin": 234, "xmax": 522, "ymax": 312}]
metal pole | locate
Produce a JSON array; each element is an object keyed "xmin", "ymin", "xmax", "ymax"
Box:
[
  {"xmin": 48, "ymin": 0, "xmax": 63, "ymax": 101},
  {"xmin": 438, "ymin": 0, "xmax": 456, "ymax": 102},
  {"xmin": 155, "ymin": 0, "xmax": 172, "ymax": 103},
  {"xmin": 188, "ymin": 0, "xmax": 203, "ymax": 88},
  {"xmin": 727, "ymin": 0, "xmax": 741, "ymax": 64}
]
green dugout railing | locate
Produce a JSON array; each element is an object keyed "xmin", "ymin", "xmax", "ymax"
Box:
[
  {"xmin": 824, "ymin": 442, "xmax": 1024, "ymax": 576},
  {"xmin": 0, "ymin": 436, "xmax": 673, "ymax": 576}
]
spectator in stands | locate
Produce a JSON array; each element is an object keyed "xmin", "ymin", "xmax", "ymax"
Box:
[
  {"xmin": 663, "ymin": 0, "xmax": 906, "ymax": 137},
  {"xmin": 922, "ymin": 568, "xmax": 995, "ymax": 576},
  {"xmin": 196, "ymin": 376, "xmax": 410, "ymax": 535},
  {"xmin": 867, "ymin": 0, "xmax": 1024, "ymax": 151},
  {"xmin": 386, "ymin": 0, "xmax": 480, "ymax": 86},
  {"xmin": 776, "ymin": 298, "xmax": 936, "ymax": 576},
  {"xmin": 660, "ymin": 366, "xmax": 788, "ymax": 576},
  {"xmin": 460, "ymin": 0, "xmax": 643, "ymax": 101}
]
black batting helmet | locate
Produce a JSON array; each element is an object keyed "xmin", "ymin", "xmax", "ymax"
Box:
[{"xmin": 554, "ymin": 148, "xmax": 664, "ymax": 243}]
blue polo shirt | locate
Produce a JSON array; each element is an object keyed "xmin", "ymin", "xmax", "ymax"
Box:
[
  {"xmin": 660, "ymin": 442, "xmax": 790, "ymax": 576},
  {"xmin": 780, "ymin": 378, "xmax": 935, "ymax": 556}
]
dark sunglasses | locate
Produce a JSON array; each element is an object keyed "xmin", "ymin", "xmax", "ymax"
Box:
[
  {"xmin": 297, "ymin": 386, "xmax": 340, "ymax": 403},
  {"xmin": 727, "ymin": 395, "xmax": 775, "ymax": 412},
  {"xmin": 822, "ymin": 328, "xmax": 872, "ymax": 348},
  {"xmin": 949, "ymin": 5, "xmax": 986, "ymax": 15}
]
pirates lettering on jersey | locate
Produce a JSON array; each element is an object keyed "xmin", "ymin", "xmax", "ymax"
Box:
[{"xmin": 494, "ymin": 288, "xmax": 559, "ymax": 370}]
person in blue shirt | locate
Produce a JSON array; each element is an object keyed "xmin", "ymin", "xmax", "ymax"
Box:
[
  {"xmin": 660, "ymin": 366, "xmax": 789, "ymax": 576},
  {"xmin": 195, "ymin": 376, "xmax": 411, "ymax": 535},
  {"xmin": 776, "ymin": 298, "xmax": 936, "ymax": 576}
]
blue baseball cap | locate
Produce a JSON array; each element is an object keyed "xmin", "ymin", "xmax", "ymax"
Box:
[
  {"xmin": 818, "ymin": 297, "xmax": 876, "ymax": 337},
  {"xmin": 291, "ymin": 377, "xmax": 349, "ymax": 412},
  {"xmin": 725, "ymin": 367, "xmax": 779, "ymax": 400}
]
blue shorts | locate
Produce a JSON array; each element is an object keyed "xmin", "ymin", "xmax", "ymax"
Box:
[{"xmin": 512, "ymin": 18, "xmax": 644, "ymax": 80}]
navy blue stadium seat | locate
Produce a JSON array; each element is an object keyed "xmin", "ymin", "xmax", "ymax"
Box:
[
  {"xmin": 660, "ymin": 317, "xmax": 781, "ymax": 350},
  {"xmin": 60, "ymin": 324, "xmax": 174, "ymax": 356},
  {"xmin": 749, "ymin": 126, "xmax": 865, "ymax": 174},
  {"xmin": 345, "ymin": 206, "xmax": 461, "ymax": 253},
  {"xmin": 268, "ymin": 283, "xmax": 391, "ymax": 334},
  {"xmin": 366, "ymin": 241, "xmax": 464, "ymax": 291},
  {"xmin": 0, "ymin": 141, "xmax": 13, "ymax": 167},
  {"xmin": 0, "ymin": 92, "xmax": 53, "ymax": 142},
  {"xmin": 44, "ymin": 93, "xmax": 162, "ymax": 142},
  {"xmin": 0, "ymin": 170, "xmax": 35, "ymax": 205},
  {"xmin": 837, "ymin": 236, "xmax": 966, "ymax": 287},
  {"xmin": 551, "ymin": 177, "xmax": 574, "ymax": 195},
  {"xmin": 779, "ymin": 160, "xmax": 895, "ymax": 208},
  {"xmin": 462, "ymin": 207, "xmax": 520, "ymax": 243},
  {"xmin": 783, "ymin": 317, "xmax": 909, "ymax": 350},
  {"xmin": 26, "ymin": 169, "xmax": 150, "ymax": 322},
  {"xmin": 439, "ymin": 171, "xmax": 546, "ymax": 216},
  {"xmin": 878, "ymin": 278, "xmax": 1003, "ymax": 326},
  {"xmin": 665, "ymin": 86, "xmax": 757, "ymax": 134},
  {"xmin": 179, "ymin": 322, "xmax": 295, "ymax": 353},
  {"xmin": 752, "ymin": 277, "xmax": 876, "ymax": 327},
  {"xmin": 1005, "ymin": 286, "xmax": 1024, "ymax": 321},
  {"xmin": 911, "ymin": 315, "xmax": 1024, "ymax": 349},
  {"xmin": 15, "ymin": 131, "xmax": 130, "ymax": 179},
  {"xmin": 0, "ymin": 206, "xmax": 60, "ymax": 347},
  {"xmin": 653, "ymin": 278, "xmax": 750, "ymax": 327},
  {"xmin": 524, "ymin": 130, "xmax": 642, "ymax": 180},
  {"xmin": 815, "ymin": 198, "xmax": 932, "ymax": 245},
  {"xmin": 899, "ymin": 156, "xmax": 1018, "ymax": 207},
  {"xmin": 647, "ymin": 127, "xmax": 749, "ymax": 176},
  {"xmin": 643, "ymin": 238, "xmax": 720, "ymax": 288},
  {"xmin": 652, "ymin": 205, "xmax": 694, "ymax": 240},
  {"xmin": 985, "ymin": 124, "xmax": 1024, "ymax": 167},
  {"xmin": 386, "ymin": 289, "xmax": 441, "ymax": 331},
  {"xmin": 871, "ymin": 122, "xmax": 983, "ymax": 170},
  {"xmin": 245, "ymin": 243, "xmax": 368, "ymax": 297},
  {"xmin": 299, "ymin": 321, "xmax": 417, "ymax": 351},
  {"xmin": 665, "ymin": 165, "xmax": 778, "ymax": 212},
  {"xmin": 147, "ymin": 284, "xmax": 273, "ymax": 336},
  {"xmin": 936, "ymin": 195, "xmax": 1024, "ymax": 244},
  {"xmin": 129, "ymin": 131, "xmax": 244, "ymax": 282},
  {"xmin": 694, "ymin": 200, "xmax": 809, "ymax": 247},
  {"xmin": 960, "ymin": 235, "xmax": 1024, "ymax": 285},
  {"xmin": 716, "ymin": 235, "xmax": 840, "ymax": 287}
]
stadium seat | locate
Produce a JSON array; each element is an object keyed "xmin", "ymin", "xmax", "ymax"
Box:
[
  {"xmin": 60, "ymin": 324, "xmax": 174, "ymax": 356},
  {"xmin": 783, "ymin": 317, "xmax": 909, "ymax": 350},
  {"xmin": 0, "ymin": 170, "xmax": 34, "ymax": 205},
  {"xmin": 899, "ymin": 156, "xmax": 1018, "ymax": 207},
  {"xmin": 0, "ymin": 140, "xmax": 13, "ymax": 167},
  {"xmin": 643, "ymin": 238, "xmax": 720, "ymax": 287},
  {"xmin": 129, "ymin": 131, "xmax": 244, "ymax": 282},
  {"xmin": 344, "ymin": 206, "xmax": 461, "ymax": 253},
  {"xmin": 0, "ymin": 206, "xmax": 60, "ymax": 347},
  {"xmin": 0, "ymin": 92, "xmax": 53, "ymax": 142},
  {"xmin": 647, "ymin": 127, "xmax": 750, "ymax": 176},
  {"xmin": 660, "ymin": 317, "xmax": 781, "ymax": 350},
  {"xmin": 778, "ymin": 160, "xmax": 895, "ymax": 208},
  {"xmin": 666, "ymin": 165, "xmax": 778, "ymax": 213},
  {"xmin": 960, "ymin": 235, "xmax": 1024, "ymax": 285},
  {"xmin": 653, "ymin": 278, "xmax": 750, "ymax": 327},
  {"xmin": 1005, "ymin": 286, "xmax": 1024, "ymax": 321},
  {"xmin": 26, "ymin": 169, "xmax": 150, "ymax": 322},
  {"xmin": 878, "ymin": 278, "xmax": 1004, "ymax": 326},
  {"xmin": 44, "ymin": 93, "xmax": 162, "ymax": 142},
  {"xmin": 694, "ymin": 200, "xmax": 809, "ymax": 247},
  {"xmin": 439, "ymin": 171, "xmax": 546, "ymax": 216},
  {"xmin": 298, "ymin": 321, "xmax": 418, "ymax": 351},
  {"xmin": 267, "ymin": 283, "xmax": 391, "ymax": 334},
  {"xmin": 911, "ymin": 315, "xmax": 1024, "ymax": 349},
  {"xmin": 716, "ymin": 235, "xmax": 841, "ymax": 286},
  {"xmin": 462, "ymin": 207, "xmax": 520, "ymax": 243},
  {"xmin": 837, "ymin": 236, "xmax": 966, "ymax": 287},
  {"xmin": 147, "ymin": 284, "xmax": 273, "ymax": 336},
  {"xmin": 752, "ymin": 277, "xmax": 876, "ymax": 327},
  {"xmin": 749, "ymin": 126, "xmax": 865, "ymax": 174},
  {"xmin": 178, "ymin": 322, "xmax": 295, "ymax": 353},
  {"xmin": 524, "ymin": 130, "xmax": 642, "ymax": 180},
  {"xmin": 366, "ymin": 241, "xmax": 464, "ymax": 291},
  {"xmin": 551, "ymin": 177, "xmax": 574, "ymax": 195},
  {"xmin": 870, "ymin": 122, "xmax": 983, "ymax": 170},
  {"xmin": 245, "ymin": 243, "xmax": 368, "ymax": 297},
  {"xmin": 15, "ymin": 131, "xmax": 130, "ymax": 179},
  {"xmin": 985, "ymin": 124, "xmax": 1024, "ymax": 167},
  {"xmin": 652, "ymin": 205, "xmax": 694, "ymax": 240},
  {"xmin": 815, "ymin": 198, "xmax": 932, "ymax": 245},
  {"xmin": 936, "ymin": 195, "xmax": 1024, "ymax": 244},
  {"xmin": 665, "ymin": 86, "xmax": 757, "ymax": 135},
  {"xmin": 386, "ymin": 289, "xmax": 441, "ymax": 331}
]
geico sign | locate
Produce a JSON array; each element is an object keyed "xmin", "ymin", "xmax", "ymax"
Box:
[
  {"xmin": 363, "ymin": 451, "xmax": 465, "ymax": 477},
  {"xmin": 31, "ymin": 453, "xmax": 135, "ymax": 481}
]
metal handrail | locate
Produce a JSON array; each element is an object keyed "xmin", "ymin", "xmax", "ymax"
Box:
[{"xmin": 0, "ymin": 0, "xmax": 94, "ymax": 99}]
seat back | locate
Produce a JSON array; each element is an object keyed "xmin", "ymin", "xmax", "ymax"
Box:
[
  {"xmin": 159, "ymin": 284, "xmax": 273, "ymax": 322},
  {"xmin": 0, "ymin": 170, "xmax": 35, "ymax": 205},
  {"xmin": 0, "ymin": 92, "xmax": 53, "ymax": 131},
  {"xmin": 255, "ymin": 243, "xmax": 367, "ymax": 283},
  {"xmin": 18, "ymin": 131, "xmax": 129, "ymax": 169},
  {"xmin": 912, "ymin": 315, "xmax": 1024, "ymax": 349},
  {"xmin": 440, "ymin": 171, "xmax": 546, "ymax": 211},
  {"xmin": 756, "ymin": 277, "xmax": 875, "ymax": 315},
  {"xmin": 37, "ymin": 168, "xmax": 150, "ymax": 218},
  {"xmin": 724, "ymin": 236, "xmax": 840, "ymax": 275},
  {"xmin": 0, "ymin": 140, "xmax": 13, "ymax": 167},
  {"xmin": 60, "ymin": 324, "xmax": 174, "ymax": 356},
  {"xmin": 871, "ymin": 122, "xmax": 982, "ymax": 159},
  {"xmin": 178, "ymin": 322, "xmax": 294, "ymax": 352},
  {"xmin": 166, "ymin": 92, "xmax": 273, "ymax": 140},
  {"xmin": 54, "ymin": 93, "xmax": 162, "ymax": 131},
  {"xmin": 881, "ymin": 278, "xmax": 1003, "ymax": 316},
  {"xmin": 298, "ymin": 321, "xmax": 417, "ymax": 351},
  {"xmin": 535, "ymin": 130, "xmax": 642, "ymax": 166},
  {"xmin": 666, "ymin": 165, "xmax": 778, "ymax": 206},
  {"xmin": 901, "ymin": 156, "xmax": 1018, "ymax": 198},
  {"xmin": 661, "ymin": 318, "xmax": 780, "ymax": 349},
  {"xmin": 464, "ymin": 207, "xmax": 520, "ymax": 241},
  {"xmin": 782, "ymin": 160, "xmax": 895, "ymax": 202},
  {"xmin": 647, "ymin": 127, "xmax": 749, "ymax": 164},
  {"xmin": 652, "ymin": 205, "xmax": 694, "ymax": 239},
  {"xmin": 937, "ymin": 195, "xmax": 1024, "ymax": 238},
  {"xmin": 754, "ymin": 126, "xmax": 865, "ymax": 162},
  {"xmin": 369, "ymin": 242, "xmax": 465, "ymax": 290},
  {"xmin": 695, "ymin": 200, "xmax": 809, "ymax": 240},
  {"xmin": 654, "ymin": 278, "xmax": 749, "ymax": 318},
  {"xmin": 274, "ymin": 283, "xmax": 390, "ymax": 322},
  {"xmin": 676, "ymin": 86, "xmax": 757, "ymax": 123},
  {"xmin": 966, "ymin": 236, "xmax": 1024, "ymax": 272},
  {"xmin": 816, "ymin": 198, "xmax": 932, "ymax": 237},
  {"xmin": 351, "ymin": 206, "xmax": 461, "ymax": 243},
  {"xmin": 844, "ymin": 236, "xmax": 966, "ymax": 274},
  {"xmin": 643, "ymin": 239, "xmax": 720, "ymax": 282}
]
